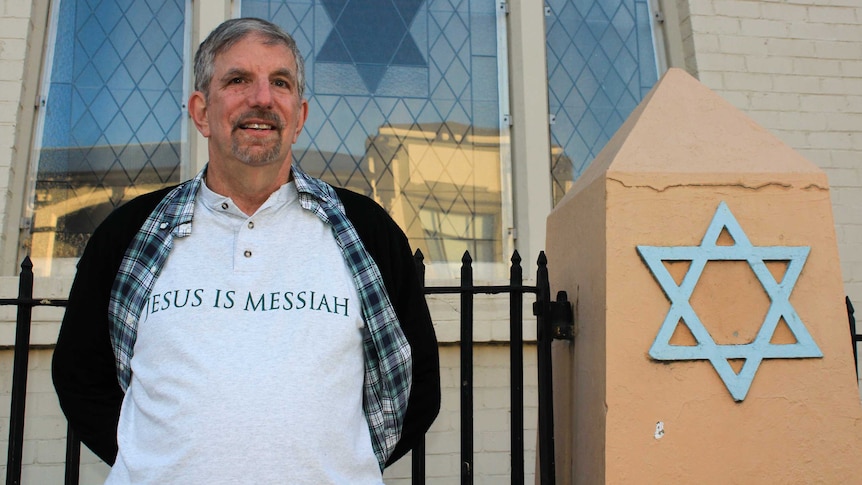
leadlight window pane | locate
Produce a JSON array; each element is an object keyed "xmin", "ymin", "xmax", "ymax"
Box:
[
  {"xmin": 27, "ymin": 0, "xmax": 187, "ymax": 276},
  {"xmin": 546, "ymin": 0, "xmax": 659, "ymax": 204},
  {"xmin": 243, "ymin": 0, "xmax": 508, "ymax": 279}
]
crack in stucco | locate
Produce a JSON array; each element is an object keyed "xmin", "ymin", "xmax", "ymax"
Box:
[{"xmin": 607, "ymin": 177, "xmax": 829, "ymax": 193}]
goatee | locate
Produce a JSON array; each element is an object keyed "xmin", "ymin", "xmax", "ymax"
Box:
[{"xmin": 232, "ymin": 138, "xmax": 283, "ymax": 166}]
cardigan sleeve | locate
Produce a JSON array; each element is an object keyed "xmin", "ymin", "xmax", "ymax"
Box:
[
  {"xmin": 52, "ymin": 187, "xmax": 171, "ymax": 464},
  {"xmin": 335, "ymin": 188, "xmax": 442, "ymax": 466},
  {"xmin": 53, "ymin": 217, "xmax": 125, "ymax": 464},
  {"xmin": 381, "ymin": 224, "xmax": 441, "ymax": 466}
]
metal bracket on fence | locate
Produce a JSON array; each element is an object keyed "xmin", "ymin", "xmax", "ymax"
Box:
[
  {"xmin": 549, "ymin": 291, "xmax": 574, "ymax": 341},
  {"xmin": 533, "ymin": 290, "xmax": 574, "ymax": 341}
]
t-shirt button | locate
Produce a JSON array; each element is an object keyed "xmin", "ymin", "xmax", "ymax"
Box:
[
  {"xmin": 221, "ymin": 202, "xmax": 229, "ymax": 210},
  {"xmin": 244, "ymin": 250, "xmax": 252, "ymax": 258},
  {"xmin": 248, "ymin": 221, "xmax": 255, "ymax": 229}
]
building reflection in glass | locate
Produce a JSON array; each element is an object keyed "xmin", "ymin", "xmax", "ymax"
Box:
[
  {"xmin": 27, "ymin": 142, "xmax": 180, "ymax": 276},
  {"xmin": 297, "ymin": 121, "xmax": 504, "ymax": 281},
  {"xmin": 28, "ymin": 119, "xmax": 505, "ymax": 282}
]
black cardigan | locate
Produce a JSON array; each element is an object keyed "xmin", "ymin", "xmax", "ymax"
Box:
[{"xmin": 52, "ymin": 184, "xmax": 441, "ymax": 467}]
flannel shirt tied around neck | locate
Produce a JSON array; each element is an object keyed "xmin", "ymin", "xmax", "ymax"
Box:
[{"xmin": 107, "ymin": 165, "xmax": 413, "ymax": 470}]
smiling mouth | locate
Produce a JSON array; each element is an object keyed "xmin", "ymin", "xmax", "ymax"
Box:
[
  {"xmin": 239, "ymin": 123, "xmax": 275, "ymax": 130},
  {"xmin": 235, "ymin": 110, "xmax": 283, "ymax": 132}
]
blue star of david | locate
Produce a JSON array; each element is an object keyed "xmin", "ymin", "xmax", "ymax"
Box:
[
  {"xmin": 317, "ymin": 0, "xmax": 426, "ymax": 93},
  {"xmin": 637, "ymin": 201, "xmax": 822, "ymax": 401}
]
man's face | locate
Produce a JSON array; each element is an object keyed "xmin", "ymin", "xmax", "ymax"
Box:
[{"xmin": 190, "ymin": 34, "xmax": 308, "ymax": 171}]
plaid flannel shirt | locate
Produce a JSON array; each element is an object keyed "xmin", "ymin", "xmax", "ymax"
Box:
[{"xmin": 107, "ymin": 165, "xmax": 413, "ymax": 470}]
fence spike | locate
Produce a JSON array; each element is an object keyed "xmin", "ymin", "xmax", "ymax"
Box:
[
  {"xmin": 7, "ymin": 257, "xmax": 34, "ymax": 485},
  {"xmin": 537, "ymin": 250, "xmax": 548, "ymax": 267}
]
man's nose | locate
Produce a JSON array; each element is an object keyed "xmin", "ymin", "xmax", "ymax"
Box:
[{"xmin": 249, "ymin": 80, "xmax": 273, "ymax": 108}]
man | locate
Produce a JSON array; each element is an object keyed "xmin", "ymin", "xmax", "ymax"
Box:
[{"xmin": 52, "ymin": 18, "xmax": 440, "ymax": 483}]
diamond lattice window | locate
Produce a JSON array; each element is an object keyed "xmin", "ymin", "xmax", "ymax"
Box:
[
  {"xmin": 243, "ymin": 0, "xmax": 508, "ymax": 279},
  {"xmin": 546, "ymin": 0, "xmax": 659, "ymax": 204},
  {"xmin": 27, "ymin": 0, "xmax": 187, "ymax": 276}
]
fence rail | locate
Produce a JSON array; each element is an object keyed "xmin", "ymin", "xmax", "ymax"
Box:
[{"xmin": 3, "ymin": 252, "xmax": 574, "ymax": 485}]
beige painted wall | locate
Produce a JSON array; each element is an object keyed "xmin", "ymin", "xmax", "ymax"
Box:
[{"xmin": 548, "ymin": 67, "xmax": 862, "ymax": 483}]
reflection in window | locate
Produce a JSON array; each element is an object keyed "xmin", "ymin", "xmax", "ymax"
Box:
[
  {"xmin": 420, "ymin": 209, "xmax": 498, "ymax": 266},
  {"xmin": 546, "ymin": 0, "xmax": 659, "ymax": 203},
  {"xmin": 27, "ymin": 0, "xmax": 187, "ymax": 276},
  {"xmin": 243, "ymin": 0, "xmax": 508, "ymax": 279}
]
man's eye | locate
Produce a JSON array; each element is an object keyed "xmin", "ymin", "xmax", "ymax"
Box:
[
  {"xmin": 273, "ymin": 80, "xmax": 288, "ymax": 88},
  {"xmin": 230, "ymin": 78, "xmax": 245, "ymax": 84}
]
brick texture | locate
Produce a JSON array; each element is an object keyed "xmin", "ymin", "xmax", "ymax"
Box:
[{"xmin": 0, "ymin": 0, "xmax": 31, "ymax": 272}]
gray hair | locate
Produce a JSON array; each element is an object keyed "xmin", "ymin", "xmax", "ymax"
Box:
[{"xmin": 193, "ymin": 17, "xmax": 306, "ymax": 100}]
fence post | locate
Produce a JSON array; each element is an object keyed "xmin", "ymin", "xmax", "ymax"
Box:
[
  {"xmin": 534, "ymin": 252, "xmax": 556, "ymax": 485},
  {"xmin": 848, "ymin": 296, "xmax": 857, "ymax": 378},
  {"xmin": 460, "ymin": 251, "xmax": 474, "ymax": 485},
  {"xmin": 509, "ymin": 251, "xmax": 525, "ymax": 485},
  {"xmin": 63, "ymin": 423, "xmax": 80, "ymax": 485},
  {"xmin": 6, "ymin": 257, "xmax": 34, "ymax": 485},
  {"xmin": 412, "ymin": 250, "xmax": 427, "ymax": 485}
]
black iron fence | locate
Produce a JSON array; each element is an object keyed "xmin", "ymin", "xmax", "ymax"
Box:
[
  {"xmin": 3, "ymin": 252, "xmax": 574, "ymax": 485},
  {"xmin": 413, "ymin": 250, "xmax": 573, "ymax": 485},
  {"xmin": 847, "ymin": 297, "xmax": 860, "ymax": 379}
]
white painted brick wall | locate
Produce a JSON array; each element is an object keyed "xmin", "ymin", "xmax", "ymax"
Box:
[
  {"xmin": 0, "ymin": 0, "xmax": 33, "ymax": 272},
  {"xmin": 1, "ymin": 345, "xmax": 540, "ymax": 484}
]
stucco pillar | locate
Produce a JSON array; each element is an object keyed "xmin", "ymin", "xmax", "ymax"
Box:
[{"xmin": 546, "ymin": 68, "xmax": 862, "ymax": 484}]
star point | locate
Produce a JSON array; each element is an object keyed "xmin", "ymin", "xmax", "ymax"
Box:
[{"xmin": 637, "ymin": 201, "xmax": 821, "ymax": 401}]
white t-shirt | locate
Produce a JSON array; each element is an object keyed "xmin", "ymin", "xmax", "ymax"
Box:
[{"xmin": 106, "ymin": 182, "xmax": 382, "ymax": 484}]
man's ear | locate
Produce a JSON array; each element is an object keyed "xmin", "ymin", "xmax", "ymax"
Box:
[
  {"xmin": 292, "ymin": 98, "xmax": 309, "ymax": 144},
  {"xmin": 188, "ymin": 91, "xmax": 210, "ymax": 137}
]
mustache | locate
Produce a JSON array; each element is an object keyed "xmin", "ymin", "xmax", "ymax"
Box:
[{"xmin": 233, "ymin": 110, "xmax": 283, "ymax": 130}]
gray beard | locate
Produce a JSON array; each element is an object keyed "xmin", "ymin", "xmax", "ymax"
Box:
[{"xmin": 231, "ymin": 138, "xmax": 283, "ymax": 166}]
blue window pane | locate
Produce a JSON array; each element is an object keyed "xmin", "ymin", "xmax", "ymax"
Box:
[
  {"xmin": 30, "ymin": 0, "xmax": 186, "ymax": 265},
  {"xmin": 244, "ymin": 0, "xmax": 506, "ymax": 276},
  {"xmin": 547, "ymin": 0, "xmax": 658, "ymax": 203}
]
